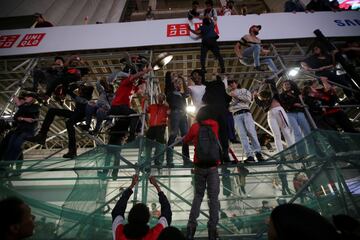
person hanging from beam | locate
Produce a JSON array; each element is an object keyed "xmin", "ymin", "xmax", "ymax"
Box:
[{"xmin": 188, "ymin": 17, "xmax": 225, "ymax": 74}]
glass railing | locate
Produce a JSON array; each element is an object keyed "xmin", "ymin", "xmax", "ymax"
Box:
[{"xmin": 0, "ymin": 130, "xmax": 359, "ymax": 239}]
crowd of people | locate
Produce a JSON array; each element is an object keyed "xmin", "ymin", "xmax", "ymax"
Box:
[
  {"xmin": 1, "ymin": 176, "xmax": 360, "ymax": 240},
  {"xmin": 0, "ymin": 1, "xmax": 359, "ymax": 239},
  {"xmin": 0, "ymin": 2, "xmax": 358, "ymax": 175}
]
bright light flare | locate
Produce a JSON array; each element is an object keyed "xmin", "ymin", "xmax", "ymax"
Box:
[
  {"xmin": 288, "ymin": 67, "xmax": 300, "ymax": 77},
  {"xmin": 186, "ymin": 105, "xmax": 196, "ymax": 114}
]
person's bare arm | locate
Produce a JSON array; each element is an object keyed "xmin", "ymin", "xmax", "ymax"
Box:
[
  {"xmin": 234, "ymin": 42, "xmax": 243, "ymax": 58},
  {"xmin": 301, "ymin": 61, "xmax": 333, "ymax": 72},
  {"xmin": 17, "ymin": 117, "xmax": 36, "ymax": 123},
  {"xmin": 129, "ymin": 66, "xmax": 153, "ymax": 82},
  {"xmin": 342, "ymin": 47, "xmax": 360, "ymax": 52},
  {"xmin": 149, "ymin": 176, "xmax": 172, "ymax": 224},
  {"xmin": 14, "ymin": 97, "xmax": 23, "ymax": 106},
  {"xmin": 319, "ymin": 77, "xmax": 332, "ymax": 92},
  {"xmin": 188, "ymin": 25, "xmax": 201, "ymax": 35}
]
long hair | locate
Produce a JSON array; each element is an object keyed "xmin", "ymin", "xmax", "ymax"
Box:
[
  {"xmin": 282, "ymin": 80, "xmax": 301, "ymax": 96},
  {"xmin": 165, "ymin": 71, "xmax": 175, "ymax": 96}
]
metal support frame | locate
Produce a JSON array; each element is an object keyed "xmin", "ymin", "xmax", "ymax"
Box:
[
  {"xmin": 0, "ymin": 58, "xmax": 38, "ymax": 116},
  {"xmin": 1, "ymin": 40, "xmax": 359, "ymax": 239}
]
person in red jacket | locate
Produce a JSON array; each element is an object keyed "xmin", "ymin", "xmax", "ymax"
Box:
[
  {"xmin": 109, "ymin": 66, "xmax": 152, "ymax": 142},
  {"xmin": 112, "ymin": 175, "xmax": 172, "ymax": 240},
  {"xmin": 183, "ymin": 106, "xmax": 220, "ymax": 240},
  {"xmin": 145, "ymin": 93, "xmax": 169, "ymax": 166}
]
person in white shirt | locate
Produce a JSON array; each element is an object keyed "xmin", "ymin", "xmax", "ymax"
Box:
[
  {"xmin": 187, "ymin": 69, "xmax": 206, "ymax": 112},
  {"xmin": 228, "ymin": 79, "xmax": 264, "ymax": 163}
]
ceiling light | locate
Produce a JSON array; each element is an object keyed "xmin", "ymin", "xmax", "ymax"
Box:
[
  {"xmin": 153, "ymin": 52, "xmax": 173, "ymax": 71},
  {"xmin": 288, "ymin": 67, "xmax": 300, "ymax": 77}
]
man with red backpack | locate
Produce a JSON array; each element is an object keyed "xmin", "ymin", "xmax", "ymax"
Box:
[{"xmin": 183, "ymin": 106, "xmax": 221, "ymax": 240}]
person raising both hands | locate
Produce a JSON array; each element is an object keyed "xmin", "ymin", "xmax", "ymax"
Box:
[{"xmin": 111, "ymin": 175, "xmax": 172, "ymax": 240}]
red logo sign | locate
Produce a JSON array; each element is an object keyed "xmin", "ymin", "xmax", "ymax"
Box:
[
  {"xmin": 0, "ymin": 35, "xmax": 20, "ymax": 48},
  {"xmin": 17, "ymin": 33, "xmax": 46, "ymax": 48},
  {"xmin": 167, "ymin": 23, "xmax": 219, "ymax": 37},
  {"xmin": 167, "ymin": 23, "xmax": 190, "ymax": 37}
]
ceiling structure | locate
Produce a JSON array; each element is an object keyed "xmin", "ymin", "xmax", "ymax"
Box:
[
  {"xmin": 124, "ymin": 0, "xmax": 271, "ymax": 21},
  {"xmin": 0, "ymin": 0, "xmax": 275, "ymax": 27}
]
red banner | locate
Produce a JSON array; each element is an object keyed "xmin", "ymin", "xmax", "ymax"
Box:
[
  {"xmin": 0, "ymin": 35, "xmax": 20, "ymax": 48},
  {"xmin": 17, "ymin": 33, "xmax": 46, "ymax": 48},
  {"xmin": 167, "ymin": 23, "xmax": 219, "ymax": 37}
]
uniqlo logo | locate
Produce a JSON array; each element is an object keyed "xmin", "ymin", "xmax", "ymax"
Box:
[
  {"xmin": 167, "ymin": 24, "xmax": 190, "ymax": 37},
  {"xmin": 0, "ymin": 35, "xmax": 20, "ymax": 48},
  {"xmin": 17, "ymin": 33, "xmax": 46, "ymax": 47},
  {"xmin": 167, "ymin": 23, "xmax": 219, "ymax": 37}
]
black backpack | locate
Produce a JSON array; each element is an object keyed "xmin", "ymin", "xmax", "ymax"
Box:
[{"xmin": 196, "ymin": 122, "xmax": 222, "ymax": 168}]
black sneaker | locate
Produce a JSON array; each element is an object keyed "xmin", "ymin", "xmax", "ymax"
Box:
[
  {"xmin": 89, "ymin": 130, "xmax": 99, "ymax": 135},
  {"xmin": 27, "ymin": 134, "xmax": 46, "ymax": 145},
  {"xmin": 244, "ymin": 156, "xmax": 256, "ymax": 164},
  {"xmin": 255, "ymin": 152, "xmax": 265, "ymax": 162},
  {"xmin": 78, "ymin": 124, "xmax": 90, "ymax": 131},
  {"xmin": 63, "ymin": 151, "xmax": 77, "ymax": 159}
]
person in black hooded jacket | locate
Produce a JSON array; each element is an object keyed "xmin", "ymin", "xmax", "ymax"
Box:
[{"xmin": 112, "ymin": 175, "xmax": 172, "ymax": 240}]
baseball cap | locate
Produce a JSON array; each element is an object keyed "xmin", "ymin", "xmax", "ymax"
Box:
[{"xmin": 249, "ymin": 25, "xmax": 262, "ymax": 32}]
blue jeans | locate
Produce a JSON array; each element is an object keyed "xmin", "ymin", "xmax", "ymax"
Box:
[
  {"xmin": 233, "ymin": 112, "xmax": 261, "ymax": 157},
  {"xmin": 166, "ymin": 110, "xmax": 189, "ymax": 164},
  {"xmin": 4, "ymin": 129, "xmax": 34, "ymax": 161},
  {"xmin": 188, "ymin": 167, "xmax": 220, "ymax": 229},
  {"xmin": 242, "ymin": 44, "xmax": 279, "ymax": 73},
  {"xmin": 287, "ymin": 111, "xmax": 311, "ymax": 157},
  {"xmin": 287, "ymin": 112, "xmax": 311, "ymax": 142}
]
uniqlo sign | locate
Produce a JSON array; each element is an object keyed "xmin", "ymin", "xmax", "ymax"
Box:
[
  {"xmin": 17, "ymin": 33, "xmax": 46, "ymax": 47},
  {"xmin": 167, "ymin": 23, "xmax": 219, "ymax": 37},
  {"xmin": 0, "ymin": 35, "xmax": 20, "ymax": 48},
  {"xmin": 167, "ymin": 24, "xmax": 189, "ymax": 37}
]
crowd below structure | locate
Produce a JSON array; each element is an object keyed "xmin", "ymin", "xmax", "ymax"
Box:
[{"xmin": 0, "ymin": 0, "xmax": 359, "ymax": 240}]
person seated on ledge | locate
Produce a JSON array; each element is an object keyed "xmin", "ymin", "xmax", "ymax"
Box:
[{"xmin": 235, "ymin": 25, "xmax": 281, "ymax": 76}]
